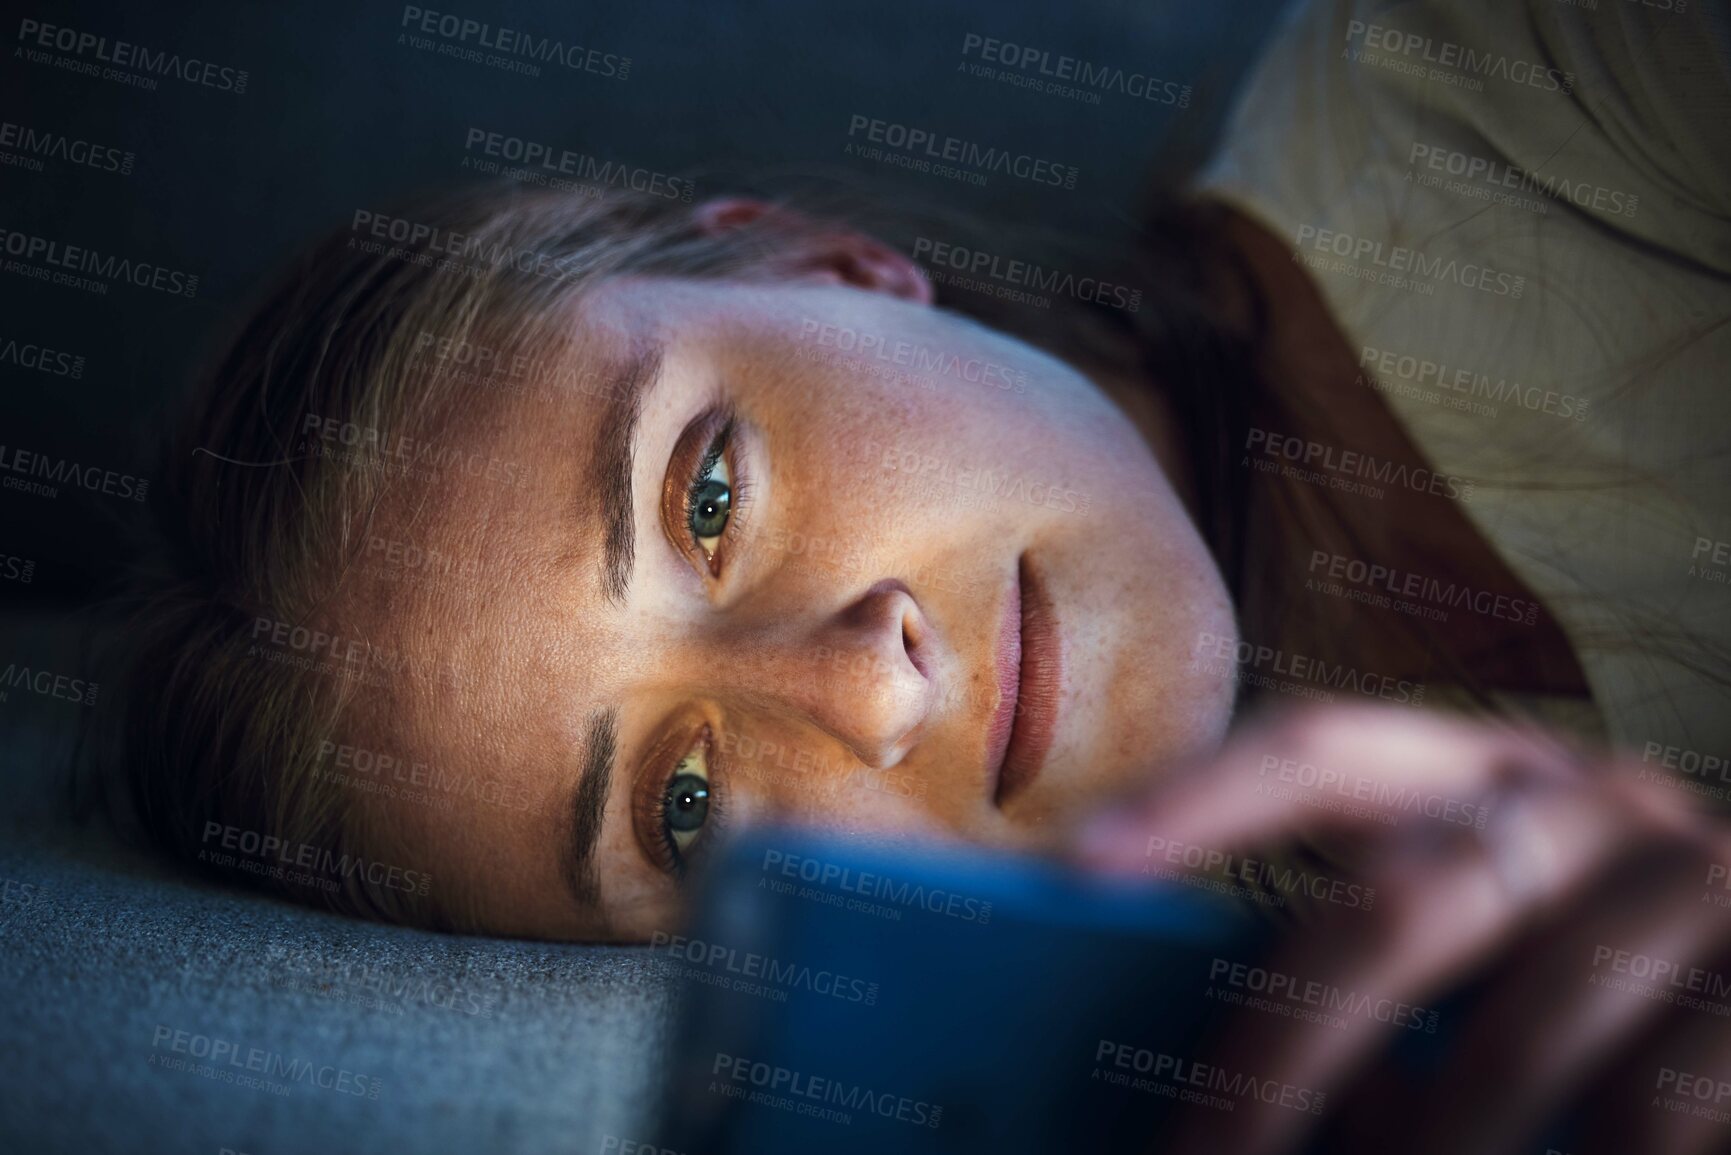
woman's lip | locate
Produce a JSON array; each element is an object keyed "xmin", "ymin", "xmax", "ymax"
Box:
[
  {"xmin": 984, "ymin": 568, "xmax": 1021, "ymax": 799},
  {"xmin": 996, "ymin": 556, "xmax": 1061, "ymax": 807},
  {"xmin": 983, "ymin": 556, "xmax": 1063, "ymax": 810}
]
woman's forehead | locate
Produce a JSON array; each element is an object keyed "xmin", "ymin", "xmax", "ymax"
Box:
[{"xmin": 326, "ymin": 341, "xmax": 638, "ymax": 746}]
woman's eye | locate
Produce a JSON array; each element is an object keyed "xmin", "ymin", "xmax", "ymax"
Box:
[
  {"xmin": 686, "ymin": 448, "xmax": 731, "ymax": 558},
  {"xmin": 662, "ymin": 745, "xmax": 712, "ymax": 859}
]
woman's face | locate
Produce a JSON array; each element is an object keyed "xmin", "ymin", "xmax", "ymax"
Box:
[{"xmin": 343, "ymin": 259, "xmax": 1237, "ymax": 941}]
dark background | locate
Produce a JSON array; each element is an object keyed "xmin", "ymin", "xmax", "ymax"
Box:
[{"xmin": 0, "ymin": 0, "xmax": 1288, "ymax": 609}]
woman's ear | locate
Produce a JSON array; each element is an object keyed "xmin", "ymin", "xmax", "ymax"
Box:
[{"xmin": 692, "ymin": 197, "xmax": 934, "ymax": 306}]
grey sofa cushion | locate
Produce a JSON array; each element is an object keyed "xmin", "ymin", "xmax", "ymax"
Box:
[{"xmin": 0, "ymin": 825, "xmax": 677, "ymax": 1155}]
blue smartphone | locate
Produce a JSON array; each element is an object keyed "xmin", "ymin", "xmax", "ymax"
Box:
[
  {"xmin": 651, "ymin": 828, "xmax": 1589, "ymax": 1154},
  {"xmin": 651, "ymin": 827, "xmax": 1279, "ymax": 1153}
]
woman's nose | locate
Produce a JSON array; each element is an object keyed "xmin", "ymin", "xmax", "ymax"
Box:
[{"xmin": 726, "ymin": 580, "xmax": 934, "ymax": 769}]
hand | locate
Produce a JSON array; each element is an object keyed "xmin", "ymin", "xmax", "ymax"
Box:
[{"xmin": 1070, "ymin": 703, "xmax": 1731, "ymax": 1155}]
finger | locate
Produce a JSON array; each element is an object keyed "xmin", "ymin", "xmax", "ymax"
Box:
[
  {"xmin": 1075, "ymin": 703, "xmax": 1585, "ymax": 875},
  {"xmin": 1576, "ymin": 959, "xmax": 1731, "ymax": 1155},
  {"xmin": 1409, "ymin": 835, "xmax": 1731, "ymax": 1155},
  {"xmin": 1164, "ymin": 779, "xmax": 1633, "ymax": 1155}
]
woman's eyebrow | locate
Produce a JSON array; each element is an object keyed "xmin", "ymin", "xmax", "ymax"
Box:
[
  {"xmin": 559, "ymin": 708, "xmax": 618, "ymax": 913},
  {"xmin": 590, "ymin": 342, "xmax": 665, "ymax": 605}
]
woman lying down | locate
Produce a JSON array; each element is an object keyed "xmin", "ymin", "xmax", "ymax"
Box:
[{"xmin": 111, "ymin": 1, "xmax": 1729, "ymax": 1152}]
